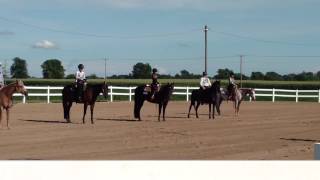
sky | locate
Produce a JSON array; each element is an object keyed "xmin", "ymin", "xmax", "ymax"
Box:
[{"xmin": 0, "ymin": 0, "xmax": 320, "ymax": 77}]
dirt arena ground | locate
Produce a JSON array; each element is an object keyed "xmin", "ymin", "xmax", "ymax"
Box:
[{"xmin": 0, "ymin": 101, "xmax": 319, "ymax": 160}]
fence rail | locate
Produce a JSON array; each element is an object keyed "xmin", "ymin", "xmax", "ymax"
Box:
[{"xmin": 12, "ymin": 86, "xmax": 320, "ymax": 103}]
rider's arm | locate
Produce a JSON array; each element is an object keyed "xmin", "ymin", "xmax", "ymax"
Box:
[
  {"xmin": 200, "ymin": 77, "xmax": 204, "ymax": 88},
  {"xmin": 208, "ymin": 78, "xmax": 212, "ymax": 86}
]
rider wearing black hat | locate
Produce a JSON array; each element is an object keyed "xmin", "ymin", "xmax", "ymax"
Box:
[
  {"xmin": 151, "ymin": 68, "xmax": 160, "ymax": 100},
  {"xmin": 75, "ymin": 64, "xmax": 86, "ymax": 102},
  {"xmin": 228, "ymin": 72, "xmax": 237, "ymax": 100}
]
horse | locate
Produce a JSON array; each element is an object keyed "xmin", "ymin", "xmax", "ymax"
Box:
[
  {"xmin": 134, "ymin": 83, "xmax": 174, "ymax": 121},
  {"xmin": 187, "ymin": 80, "xmax": 221, "ymax": 119},
  {"xmin": 62, "ymin": 82, "xmax": 108, "ymax": 124},
  {"xmin": 231, "ymin": 86, "xmax": 256, "ymax": 116},
  {"xmin": 0, "ymin": 80, "xmax": 28, "ymax": 129}
]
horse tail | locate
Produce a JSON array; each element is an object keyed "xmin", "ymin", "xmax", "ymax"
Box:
[{"xmin": 134, "ymin": 86, "xmax": 145, "ymax": 119}]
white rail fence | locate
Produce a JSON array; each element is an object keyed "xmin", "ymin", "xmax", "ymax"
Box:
[{"xmin": 13, "ymin": 86, "xmax": 320, "ymax": 103}]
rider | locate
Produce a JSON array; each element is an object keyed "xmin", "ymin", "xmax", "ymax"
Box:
[
  {"xmin": 227, "ymin": 72, "xmax": 237, "ymax": 100},
  {"xmin": 75, "ymin": 64, "xmax": 86, "ymax": 102},
  {"xmin": 200, "ymin": 71, "xmax": 211, "ymax": 90},
  {"xmin": 0, "ymin": 63, "xmax": 4, "ymax": 88},
  {"xmin": 151, "ymin": 68, "xmax": 160, "ymax": 100}
]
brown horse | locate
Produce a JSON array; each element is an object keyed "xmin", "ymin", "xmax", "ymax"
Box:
[
  {"xmin": 0, "ymin": 80, "xmax": 28, "ymax": 129},
  {"xmin": 62, "ymin": 82, "xmax": 108, "ymax": 124},
  {"xmin": 231, "ymin": 86, "xmax": 256, "ymax": 116}
]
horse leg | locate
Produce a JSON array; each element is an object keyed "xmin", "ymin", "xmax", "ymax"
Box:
[
  {"xmin": 90, "ymin": 103, "xmax": 95, "ymax": 124},
  {"xmin": 63, "ymin": 100, "xmax": 72, "ymax": 123},
  {"xmin": 134, "ymin": 98, "xmax": 145, "ymax": 121},
  {"xmin": 209, "ymin": 103, "xmax": 211, "ymax": 119},
  {"xmin": 0, "ymin": 108, "xmax": 2, "ymax": 128},
  {"xmin": 195, "ymin": 102, "xmax": 200, "ymax": 118},
  {"xmin": 162, "ymin": 101, "xmax": 168, "ymax": 121},
  {"xmin": 6, "ymin": 108, "xmax": 9, "ymax": 129},
  {"xmin": 158, "ymin": 103, "xmax": 162, "ymax": 122},
  {"xmin": 83, "ymin": 103, "xmax": 88, "ymax": 124},
  {"xmin": 237, "ymin": 101, "xmax": 242, "ymax": 116},
  {"xmin": 212, "ymin": 103, "xmax": 215, "ymax": 119},
  {"xmin": 187, "ymin": 102, "xmax": 193, "ymax": 118},
  {"xmin": 234, "ymin": 101, "xmax": 237, "ymax": 116}
]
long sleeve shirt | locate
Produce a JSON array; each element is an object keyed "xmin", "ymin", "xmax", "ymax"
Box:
[
  {"xmin": 75, "ymin": 71, "xmax": 86, "ymax": 82},
  {"xmin": 200, "ymin": 77, "xmax": 211, "ymax": 88},
  {"xmin": 229, "ymin": 77, "xmax": 236, "ymax": 85}
]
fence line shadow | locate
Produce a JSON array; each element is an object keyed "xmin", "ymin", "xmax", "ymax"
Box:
[
  {"xmin": 96, "ymin": 118, "xmax": 137, "ymax": 122},
  {"xmin": 19, "ymin": 119, "xmax": 70, "ymax": 124}
]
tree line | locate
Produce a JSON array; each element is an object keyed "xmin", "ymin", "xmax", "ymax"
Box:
[{"xmin": 6, "ymin": 58, "xmax": 320, "ymax": 81}]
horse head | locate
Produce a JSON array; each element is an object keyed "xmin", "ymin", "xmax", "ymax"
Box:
[
  {"xmin": 249, "ymin": 88, "xmax": 256, "ymax": 101},
  {"xmin": 210, "ymin": 80, "xmax": 221, "ymax": 92},
  {"xmin": 15, "ymin": 80, "xmax": 28, "ymax": 96}
]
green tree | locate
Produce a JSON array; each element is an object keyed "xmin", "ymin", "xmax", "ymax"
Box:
[
  {"xmin": 264, "ymin": 71, "xmax": 283, "ymax": 81},
  {"xmin": 65, "ymin": 74, "xmax": 75, "ymax": 79},
  {"xmin": 214, "ymin": 68, "xmax": 234, "ymax": 79},
  {"xmin": 132, "ymin": 62, "xmax": 152, "ymax": 79},
  {"xmin": 10, "ymin": 57, "xmax": 29, "ymax": 78},
  {"xmin": 87, "ymin": 74, "xmax": 100, "ymax": 79},
  {"xmin": 251, "ymin": 72, "xmax": 264, "ymax": 80},
  {"xmin": 41, "ymin": 59, "xmax": 65, "ymax": 79}
]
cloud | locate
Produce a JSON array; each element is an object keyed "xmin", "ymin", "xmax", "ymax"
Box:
[
  {"xmin": 0, "ymin": 30, "xmax": 14, "ymax": 36},
  {"xmin": 32, "ymin": 40, "xmax": 58, "ymax": 49}
]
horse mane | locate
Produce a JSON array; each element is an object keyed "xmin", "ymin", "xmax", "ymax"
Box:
[{"xmin": 1, "ymin": 80, "xmax": 19, "ymax": 91}]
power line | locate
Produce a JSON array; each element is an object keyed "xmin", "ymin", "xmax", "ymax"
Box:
[
  {"xmin": 209, "ymin": 28, "xmax": 320, "ymax": 47},
  {"xmin": 0, "ymin": 16, "xmax": 200, "ymax": 39}
]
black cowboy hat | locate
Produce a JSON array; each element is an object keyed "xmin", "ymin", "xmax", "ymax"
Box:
[
  {"xmin": 202, "ymin": 71, "xmax": 207, "ymax": 76},
  {"xmin": 152, "ymin": 68, "xmax": 158, "ymax": 73},
  {"xmin": 78, "ymin": 64, "xmax": 84, "ymax": 69}
]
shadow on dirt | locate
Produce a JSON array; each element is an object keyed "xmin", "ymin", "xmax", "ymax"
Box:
[
  {"xmin": 280, "ymin": 138, "xmax": 320, "ymax": 142},
  {"xmin": 19, "ymin": 119, "xmax": 70, "ymax": 124}
]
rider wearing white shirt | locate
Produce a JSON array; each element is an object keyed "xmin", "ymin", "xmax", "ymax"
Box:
[
  {"xmin": 228, "ymin": 72, "xmax": 237, "ymax": 100},
  {"xmin": 200, "ymin": 72, "xmax": 211, "ymax": 90},
  {"xmin": 75, "ymin": 64, "xmax": 86, "ymax": 102},
  {"xmin": 0, "ymin": 63, "xmax": 4, "ymax": 88}
]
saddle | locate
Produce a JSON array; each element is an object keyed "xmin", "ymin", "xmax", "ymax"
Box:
[{"xmin": 143, "ymin": 84, "xmax": 160, "ymax": 96}]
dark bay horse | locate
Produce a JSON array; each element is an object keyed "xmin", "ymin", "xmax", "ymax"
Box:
[
  {"xmin": 187, "ymin": 80, "xmax": 221, "ymax": 119},
  {"xmin": 62, "ymin": 82, "xmax": 108, "ymax": 124},
  {"xmin": 232, "ymin": 87, "xmax": 256, "ymax": 116},
  {"xmin": 134, "ymin": 83, "xmax": 174, "ymax": 121},
  {"xmin": 0, "ymin": 80, "xmax": 28, "ymax": 129}
]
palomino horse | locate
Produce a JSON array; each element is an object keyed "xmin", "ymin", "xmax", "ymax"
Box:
[
  {"xmin": 0, "ymin": 80, "xmax": 28, "ymax": 129},
  {"xmin": 134, "ymin": 83, "xmax": 174, "ymax": 121},
  {"xmin": 231, "ymin": 86, "xmax": 256, "ymax": 116},
  {"xmin": 187, "ymin": 80, "xmax": 221, "ymax": 119},
  {"xmin": 62, "ymin": 82, "xmax": 108, "ymax": 124}
]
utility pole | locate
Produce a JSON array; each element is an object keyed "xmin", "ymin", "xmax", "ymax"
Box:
[
  {"xmin": 204, "ymin": 25, "xmax": 208, "ymax": 74},
  {"xmin": 104, "ymin": 58, "xmax": 107, "ymax": 81},
  {"xmin": 240, "ymin": 55, "xmax": 244, "ymax": 88}
]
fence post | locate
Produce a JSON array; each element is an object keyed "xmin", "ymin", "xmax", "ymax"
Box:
[
  {"xmin": 47, "ymin": 86, "xmax": 50, "ymax": 104},
  {"xmin": 318, "ymin": 89, "xmax": 320, "ymax": 103},
  {"xmin": 186, "ymin": 87, "xmax": 189, "ymax": 102},
  {"xmin": 110, "ymin": 86, "xmax": 113, "ymax": 102},
  {"xmin": 129, "ymin": 87, "xmax": 132, "ymax": 102},
  {"xmin": 272, "ymin": 88, "xmax": 275, "ymax": 102},
  {"xmin": 296, "ymin": 89, "xmax": 299, "ymax": 103},
  {"xmin": 315, "ymin": 143, "xmax": 320, "ymax": 160}
]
